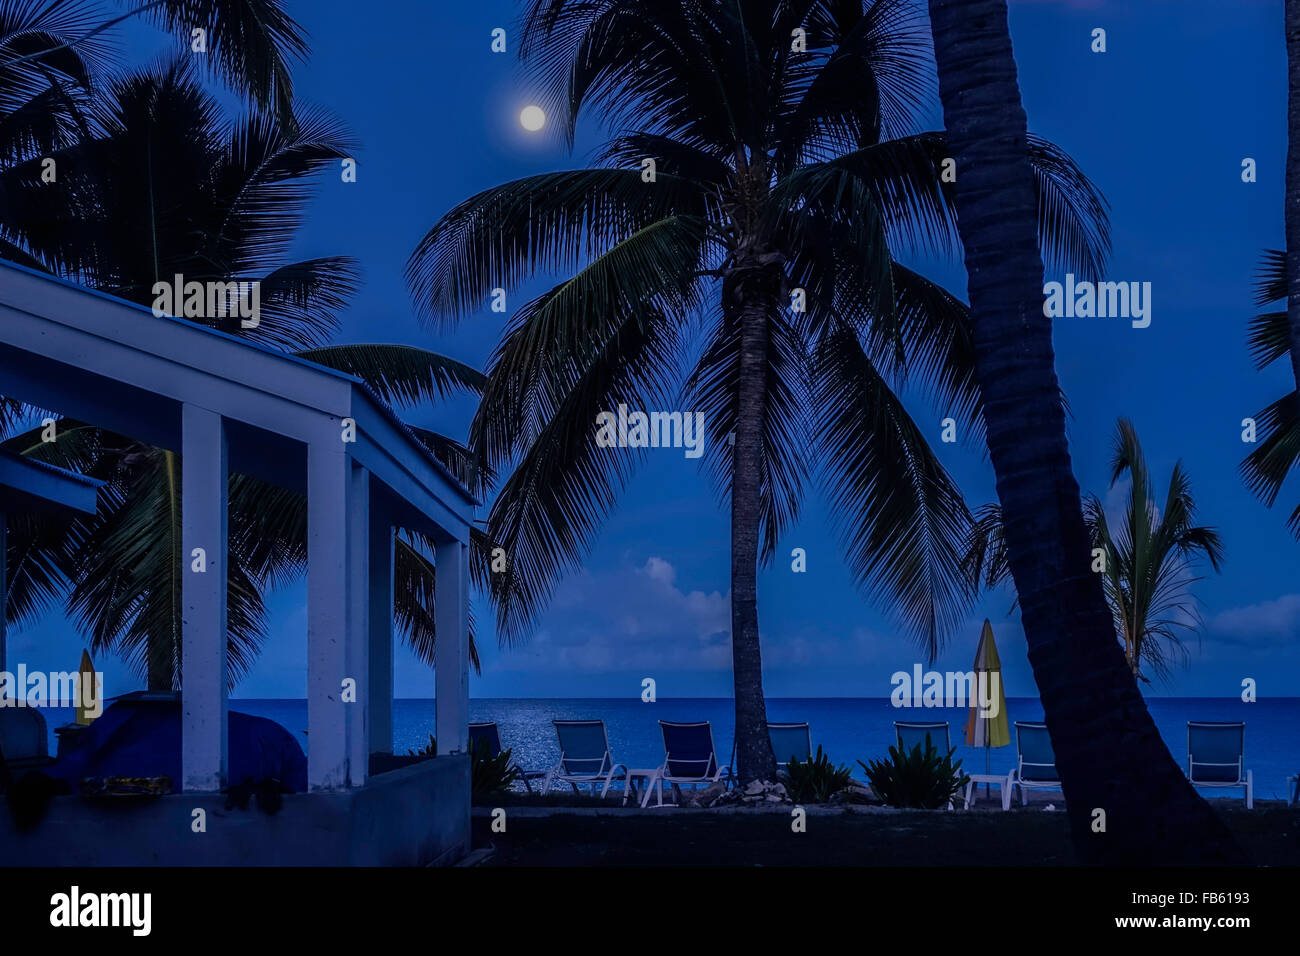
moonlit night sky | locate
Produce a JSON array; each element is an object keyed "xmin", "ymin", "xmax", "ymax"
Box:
[{"xmin": 11, "ymin": 0, "xmax": 1299, "ymax": 701}]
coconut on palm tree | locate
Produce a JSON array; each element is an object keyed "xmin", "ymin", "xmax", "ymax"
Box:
[
  {"xmin": 965, "ymin": 419, "xmax": 1224, "ymax": 682},
  {"xmin": 0, "ymin": 57, "xmax": 487, "ymax": 688},
  {"xmin": 406, "ymin": 0, "xmax": 1110, "ymax": 785},
  {"xmin": 926, "ymin": 0, "xmax": 1241, "ymax": 862}
]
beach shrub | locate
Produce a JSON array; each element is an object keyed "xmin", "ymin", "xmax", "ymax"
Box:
[
  {"xmin": 408, "ymin": 735, "xmax": 437, "ymax": 757},
  {"xmin": 471, "ymin": 738, "xmax": 520, "ymax": 798},
  {"xmin": 858, "ymin": 741, "xmax": 969, "ymax": 809},
  {"xmin": 783, "ymin": 746, "xmax": 854, "ymax": 803},
  {"xmin": 403, "ymin": 736, "xmax": 518, "ymax": 797}
]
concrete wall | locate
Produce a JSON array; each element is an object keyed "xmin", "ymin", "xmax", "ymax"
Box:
[{"xmin": 0, "ymin": 755, "xmax": 469, "ymax": 867}]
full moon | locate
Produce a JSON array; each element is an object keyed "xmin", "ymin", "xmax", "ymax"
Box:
[{"xmin": 520, "ymin": 105, "xmax": 546, "ymax": 132}]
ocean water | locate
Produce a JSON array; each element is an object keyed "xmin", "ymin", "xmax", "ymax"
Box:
[{"xmin": 36, "ymin": 697, "xmax": 1298, "ymax": 801}]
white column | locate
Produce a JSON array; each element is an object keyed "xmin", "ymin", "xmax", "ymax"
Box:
[
  {"xmin": 368, "ymin": 505, "xmax": 394, "ymax": 755},
  {"xmin": 434, "ymin": 538, "xmax": 469, "ymax": 754},
  {"xmin": 346, "ymin": 464, "xmax": 370, "ymax": 785},
  {"xmin": 181, "ymin": 405, "xmax": 228, "ymax": 792},
  {"xmin": 307, "ymin": 437, "xmax": 353, "ymax": 789}
]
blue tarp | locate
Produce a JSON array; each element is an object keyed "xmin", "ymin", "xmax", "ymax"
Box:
[{"xmin": 48, "ymin": 695, "xmax": 307, "ymax": 792}]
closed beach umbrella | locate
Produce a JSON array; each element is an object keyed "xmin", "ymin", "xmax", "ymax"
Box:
[
  {"xmin": 963, "ymin": 620, "xmax": 1010, "ymax": 781},
  {"xmin": 75, "ymin": 650, "xmax": 97, "ymax": 726}
]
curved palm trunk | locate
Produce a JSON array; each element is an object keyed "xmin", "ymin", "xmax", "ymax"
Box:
[
  {"xmin": 1287, "ymin": 0, "xmax": 1300, "ymax": 390},
  {"xmin": 928, "ymin": 0, "xmax": 1242, "ymax": 863},
  {"xmin": 727, "ymin": 264, "xmax": 778, "ymax": 787}
]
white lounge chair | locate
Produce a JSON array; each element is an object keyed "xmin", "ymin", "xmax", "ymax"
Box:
[
  {"xmin": 642, "ymin": 720, "xmax": 730, "ymax": 808},
  {"xmin": 539, "ymin": 719, "xmax": 627, "ymax": 799},
  {"xmin": 1008, "ymin": 721, "xmax": 1063, "ymax": 806},
  {"xmin": 1187, "ymin": 721, "xmax": 1253, "ymax": 809}
]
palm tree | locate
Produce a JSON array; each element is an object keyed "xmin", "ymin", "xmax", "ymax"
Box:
[
  {"xmin": 966, "ymin": 419, "xmax": 1224, "ymax": 682},
  {"xmin": 407, "ymin": 0, "xmax": 1109, "ymax": 785},
  {"xmin": 0, "ymin": 0, "xmax": 107, "ymax": 273},
  {"xmin": 0, "ymin": 0, "xmax": 306, "ymax": 127},
  {"xmin": 0, "ymin": 58, "xmax": 487, "ymax": 689},
  {"xmin": 1242, "ymin": 250, "xmax": 1300, "ymax": 537},
  {"xmin": 926, "ymin": 0, "xmax": 1242, "ymax": 862},
  {"xmin": 1286, "ymin": 0, "xmax": 1300, "ymax": 391}
]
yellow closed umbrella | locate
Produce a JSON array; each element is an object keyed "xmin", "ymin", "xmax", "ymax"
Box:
[
  {"xmin": 75, "ymin": 649, "xmax": 96, "ymax": 725},
  {"xmin": 963, "ymin": 620, "xmax": 1010, "ymax": 783}
]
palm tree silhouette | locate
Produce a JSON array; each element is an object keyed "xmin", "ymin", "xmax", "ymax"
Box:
[
  {"xmin": 0, "ymin": 0, "xmax": 307, "ymax": 128},
  {"xmin": 1242, "ymin": 250, "xmax": 1300, "ymax": 537},
  {"xmin": 1283, "ymin": 1, "xmax": 1300, "ymax": 393},
  {"xmin": 408, "ymin": 0, "xmax": 1109, "ymax": 784},
  {"xmin": 927, "ymin": 0, "xmax": 1242, "ymax": 862},
  {"xmin": 965, "ymin": 419, "xmax": 1224, "ymax": 683}
]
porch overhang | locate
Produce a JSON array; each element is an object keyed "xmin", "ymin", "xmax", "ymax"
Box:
[{"xmin": 0, "ymin": 259, "xmax": 476, "ymax": 804}]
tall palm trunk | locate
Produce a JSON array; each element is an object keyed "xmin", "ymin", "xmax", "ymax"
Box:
[
  {"xmin": 1286, "ymin": 0, "xmax": 1300, "ymax": 390},
  {"xmin": 726, "ymin": 260, "xmax": 778, "ymax": 787},
  {"xmin": 149, "ymin": 449, "xmax": 181, "ymax": 691},
  {"xmin": 927, "ymin": 0, "xmax": 1242, "ymax": 863}
]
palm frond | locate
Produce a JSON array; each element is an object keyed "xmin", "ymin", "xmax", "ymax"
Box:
[
  {"xmin": 216, "ymin": 105, "xmax": 357, "ymax": 272},
  {"xmin": 406, "ymin": 425, "xmax": 494, "ymax": 498},
  {"xmin": 480, "ymin": 305, "xmax": 686, "ymax": 643},
  {"xmin": 0, "ymin": 0, "xmax": 109, "ymax": 106},
  {"xmin": 799, "ymin": 0, "xmax": 933, "ymax": 143},
  {"xmin": 471, "ymin": 214, "xmax": 708, "ymax": 474},
  {"xmin": 520, "ymin": 0, "xmax": 743, "ymax": 152},
  {"xmin": 1254, "ymin": 248, "xmax": 1287, "ymax": 306},
  {"xmin": 394, "ymin": 532, "xmax": 481, "ymax": 674},
  {"xmin": 1241, "ymin": 390, "xmax": 1300, "ymax": 510},
  {"xmin": 136, "ymin": 0, "xmax": 308, "ymax": 129},
  {"xmin": 812, "ymin": 320, "xmax": 972, "ymax": 657},
  {"xmin": 788, "ymin": 131, "xmax": 1109, "ymax": 279},
  {"xmin": 297, "ymin": 344, "xmax": 485, "ymax": 408},
  {"xmin": 960, "ymin": 501, "xmax": 1008, "ymax": 592},
  {"xmin": 406, "ymin": 168, "xmax": 707, "ymax": 325},
  {"xmin": 866, "ymin": 262, "xmax": 983, "ymax": 441}
]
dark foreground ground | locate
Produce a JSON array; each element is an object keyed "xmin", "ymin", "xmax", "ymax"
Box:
[{"xmin": 471, "ymin": 803, "xmax": 1300, "ymax": 866}]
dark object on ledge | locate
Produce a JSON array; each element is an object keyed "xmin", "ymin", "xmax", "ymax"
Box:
[
  {"xmin": 46, "ymin": 692, "xmax": 307, "ymax": 794},
  {"xmin": 54, "ymin": 723, "xmax": 91, "ymax": 757},
  {"xmin": 6, "ymin": 771, "xmax": 71, "ymax": 832},
  {"xmin": 222, "ymin": 776, "xmax": 286, "ymax": 814},
  {"xmin": 79, "ymin": 775, "xmax": 173, "ymax": 800}
]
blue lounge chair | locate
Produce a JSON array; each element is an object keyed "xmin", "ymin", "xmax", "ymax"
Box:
[
  {"xmin": 539, "ymin": 719, "xmax": 627, "ymax": 799},
  {"xmin": 727, "ymin": 721, "xmax": 813, "ymax": 781},
  {"xmin": 643, "ymin": 720, "xmax": 730, "ymax": 808},
  {"xmin": 1187, "ymin": 721, "xmax": 1253, "ymax": 808},
  {"xmin": 467, "ymin": 721, "xmax": 545, "ymax": 793},
  {"xmin": 1008, "ymin": 721, "xmax": 1063, "ymax": 806},
  {"xmin": 894, "ymin": 721, "xmax": 961, "ymax": 809},
  {"xmin": 895, "ymin": 721, "xmax": 950, "ymax": 754},
  {"xmin": 767, "ymin": 721, "xmax": 812, "ymax": 769}
]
